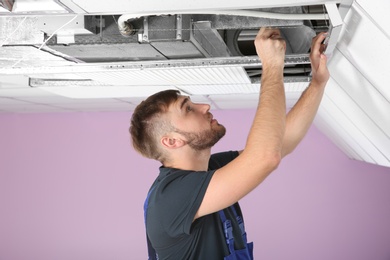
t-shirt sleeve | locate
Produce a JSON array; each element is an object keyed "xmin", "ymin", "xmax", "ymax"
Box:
[{"xmin": 208, "ymin": 150, "xmax": 239, "ymax": 170}]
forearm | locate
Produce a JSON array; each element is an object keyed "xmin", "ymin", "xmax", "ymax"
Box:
[
  {"xmin": 245, "ymin": 66, "xmax": 286, "ymax": 161},
  {"xmin": 282, "ymin": 80, "xmax": 326, "ymax": 157},
  {"xmin": 280, "ymin": 32, "xmax": 330, "ymax": 157}
]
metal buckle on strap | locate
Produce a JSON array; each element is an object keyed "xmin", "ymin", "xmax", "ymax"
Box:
[{"xmin": 224, "ymin": 219, "xmax": 234, "ymax": 241}]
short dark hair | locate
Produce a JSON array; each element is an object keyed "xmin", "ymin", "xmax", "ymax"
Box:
[{"xmin": 129, "ymin": 89, "xmax": 180, "ymax": 161}]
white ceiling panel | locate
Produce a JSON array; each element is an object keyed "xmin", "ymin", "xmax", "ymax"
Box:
[
  {"xmin": 284, "ymin": 81, "xmax": 311, "ymax": 92},
  {"xmin": 317, "ymin": 95, "xmax": 376, "ymax": 165},
  {"xmin": 313, "ymin": 0, "xmax": 390, "ymax": 167},
  {"xmin": 0, "ymin": 97, "xmax": 33, "ymax": 105},
  {"xmin": 0, "ymin": 75, "xmax": 29, "ymax": 88},
  {"xmin": 0, "ymin": 87, "xmax": 63, "ymax": 98},
  {"xmin": 37, "ymin": 85, "xmax": 181, "ymax": 99},
  {"xmin": 13, "ymin": 96, "xmax": 121, "ymax": 105},
  {"xmin": 186, "ymin": 95, "xmax": 212, "ymax": 103},
  {"xmin": 208, "ymin": 93, "xmax": 301, "ymax": 110},
  {"xmin": 115, "ymin": 97, "xmax": 149, "ymax": 104},
  {"xmin": 180, "ymin": 84, "xmax": 258, "ymax": 95},
  {"xmin": 336, "ymin": 2, "xmax": 390, "ymax": 102},
  {"xmin": 0, "ymin": 7, "xmax": 10, "ymax": 13},
  {"xmin": 117, "ymin": 94, "xmax": 217, "ymax": 109},
  {"xmin": 210, "ymin": 93, "xmax": 259, "ymax": 109},
  {"xmin": 324, "ymin": 79, "xmax": 390, "ymax": 164},
  {"xmin": 356, "ymin": 0, "xmax": 390, "ymax": 38},
  {"xmin": 187, "ymin": 95, "xmax": 218, "ymax": 110},
  {"xmin": 318, "ymin": 78, "xmax": 390, "ymax": 166},
  {"xmin": 0, "ymin": 103, "xmax": 71, "ymax": 113},
  {"xmin": 329, "ymin": 49, "xmax": 390, "ymax": 137},
  {"xmin": 54, "ymin": 102, "xmax": 134, "ymax": 111},
  {"xmin": 180, "ymin": 81, "xmax": 309, "ymax": 96},
  {"xmin": 314, "ymin": 106, "xmax": 364, "ymax": 162}
]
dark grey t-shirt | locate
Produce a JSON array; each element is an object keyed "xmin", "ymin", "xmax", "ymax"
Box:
[{"xmin": 146, "ymin": 151, "xmax": 247, "ymax": 259}]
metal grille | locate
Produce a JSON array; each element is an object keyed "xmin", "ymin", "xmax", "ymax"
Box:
[{"xmin": 76, "ymin": 66, "xmax": 251, "ymax": 86}]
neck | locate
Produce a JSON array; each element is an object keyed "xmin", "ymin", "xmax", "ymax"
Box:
[{"xmin": 163, "ymin": 147, "xmax": 211, "ymax": 171}]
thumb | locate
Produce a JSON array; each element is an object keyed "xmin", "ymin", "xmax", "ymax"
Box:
[
  {"xmin": 317, "ymin": 54, "xmax": 328, "ymax": 72},
  {"xmin": 313, "ymin": 54, "xmax": 330, "ymax": 84},
  {"xmin": 321, "ymin": 53, "xmax": 327, "ymax": 61}
]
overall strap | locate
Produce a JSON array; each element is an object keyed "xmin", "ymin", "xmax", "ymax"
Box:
[
  {"xmin": 218, "ymin": 209, "xmax": 235, "ymax": 254},
  {"xmin": 144, "ymin": 187, "xmax": 158, "ymax": 260},
  {"xmin": 218, "ymin": 204, "xmax": 248, "ymax": 254},
  {"xmin": 231, "ymin": 204, "xmax": 246, "ymax": 237}
]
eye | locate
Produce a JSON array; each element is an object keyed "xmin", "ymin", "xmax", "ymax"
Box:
[{"xmin": 186, "ymin": 105, "xmax": 193, "ymax": 112}]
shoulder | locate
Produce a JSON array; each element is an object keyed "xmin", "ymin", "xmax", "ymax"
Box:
[
  {"xmin": 147, "ymin": 168, "xmax": 216, "ymax": 236},
  {"xmin": 150, "ymin": 168, "xmax": 215, "ymax": 204},
  {"xmin": 209, "ymin": 151, "xmax": 239, "ymax": 170}
]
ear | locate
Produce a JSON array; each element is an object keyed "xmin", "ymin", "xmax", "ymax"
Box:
[{"xmin": 161, "ymin": 135, "xmax": 185, "ymax": 149}]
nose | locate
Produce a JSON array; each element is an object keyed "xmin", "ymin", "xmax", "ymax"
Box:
[{"xmin": 197, "ymin": 103, "xmax": 210, "ymax": 114}]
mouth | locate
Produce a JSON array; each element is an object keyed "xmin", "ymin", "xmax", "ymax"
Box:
[
  {"xmin": 209, "ymin": 113, "xmax": 218, "ymax": 125},
  {"xmin": 208, "ymin": 113, "xmax": 213, "ymax": 122}
]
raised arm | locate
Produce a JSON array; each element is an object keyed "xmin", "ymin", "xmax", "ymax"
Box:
[
  {"xmin": 281, "ymin": 32, "xmax": 330, "ymax": 157},
  {"xmin": 195, "ymin": 28, "xmax": 287, "ymax": 219}
]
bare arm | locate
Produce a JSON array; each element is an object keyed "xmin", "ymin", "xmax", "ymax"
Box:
[
  {"xmin": 282, "ymin": 32, "xmax": 330, "ymax": 157},
  {"xmin": 238, "ymin": 33, "xmax": 330, "ymax": 157},
  {"xmin": 195, "ymin": 28, "xmax": 287, "ymax": 219}
]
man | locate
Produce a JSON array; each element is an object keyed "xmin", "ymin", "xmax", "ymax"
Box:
[{"xmin": 130, "ymin": 27, "xmax": 329, "ymax": 259}]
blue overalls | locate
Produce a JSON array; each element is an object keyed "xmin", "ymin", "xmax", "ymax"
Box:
[
  {"xmin": 144, "ymin": 188, "xmax": 254, "ymax": 260},
  {"xmin": 218, "ymin": 206, "xmax": 254, "ymax": 260}
]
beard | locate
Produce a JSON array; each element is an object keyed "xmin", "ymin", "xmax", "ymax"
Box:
[{"xmin": 175, "ymin": 124, "xmax": 226, "ymax": 151}]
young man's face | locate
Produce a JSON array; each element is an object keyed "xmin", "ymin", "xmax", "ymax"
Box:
[{"xmin": 167, "ymin": 95, "xmax": 226, "ymax": 151}]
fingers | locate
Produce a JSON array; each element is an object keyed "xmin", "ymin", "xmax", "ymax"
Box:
[
  {"xmin": 311, "ymin": 32, "xmax": 328, "ymax": 54},
  {"xmin": 257, "ymin": 27, "xmax": 282, "ymax": 39},
  {"xmin": 255, "ymin": 27, "xmax": 285, "ymax": 46},
  {"xmin": 319, "ymin": 43, "xmax": 326, "ymax": 54},
  {"xmin": 255, "ymin": 27, "xmax": 286, "ymax": 68}
]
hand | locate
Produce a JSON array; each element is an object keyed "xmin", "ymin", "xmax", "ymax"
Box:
[
  {"xmin": 310, "ymin": 32, "xmax": 330, "ymax": 86},
  {"xmin": 255, "ymin": 27, "xmax": 286, "ymax": 69}
]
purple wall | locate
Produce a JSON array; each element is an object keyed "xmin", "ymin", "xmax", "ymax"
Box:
[{"xmin": 0, "ymin": 110, "xmax": 389, "ymax": 260}]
